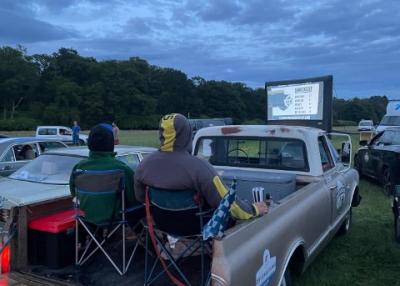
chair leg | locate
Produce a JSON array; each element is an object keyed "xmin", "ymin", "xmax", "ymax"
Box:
[
  {"xmin": 79, "ymin": 220, "xmax": 124, "ymax": 275},
  {"xmin": 201, "ymin": 238, "xmax": 205, "ymax": 286},
  {"xmin": 147, "ymin": 235, "xmax": 192, "ymax": 286},
  {"xmin": 144, "ymin": 228, "xmax": 149, "ymax": 285},
  {"xmin": 79, "ymin": 224, "xmax": 120, "ymax": 265}
]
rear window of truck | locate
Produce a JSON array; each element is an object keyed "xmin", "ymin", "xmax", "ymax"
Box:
[{"xmin": 195, "ymin": 136, "xmax": 309, "ymax": 172}]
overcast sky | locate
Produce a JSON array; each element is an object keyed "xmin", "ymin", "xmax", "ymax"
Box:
[{"xmin": 1, "ymin": 0, "xmax": 399, "ymax": 99}]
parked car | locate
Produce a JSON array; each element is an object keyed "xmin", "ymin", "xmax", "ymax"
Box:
[
  {"xmin": 354, "ymin": 127, "xmax": 400, "ymax": 195},
  {"xmin": 0, "ymin": 134, "xmax": 8, "ymax": 138},
  {"xmin": 358, "ymin": 119, "xmax": 374, "ymax": 131},
  {"xmin": 35, "ymin": 126, "xmax": 88, "ymax": 145},
  {"xmin": 0, "ymin": 145, "xmax": 156, "ymax": 274},
  {"xmin": 376, "ymin": 100, "xmax": 400, "ymax": 132},
  {"xmin": 192, "ymin": 125, "xmax": 360, "ymax": 285},
  {"xmin": 0, "ymin": 137, "xmax": 68, "ymax": 177}
]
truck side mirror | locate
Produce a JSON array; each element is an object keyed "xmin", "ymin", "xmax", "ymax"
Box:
[{"xmin": 340, "ymin": 142, "xmax": 351, "ymax": 165}]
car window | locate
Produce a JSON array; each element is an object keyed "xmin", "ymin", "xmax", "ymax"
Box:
[
  {"xmin": 60, "ymin": 128, "xmax": 72, "ymax": 136},
  {"xmin": 117, "ymin": 153, "xmax": 140, "ymax": 170},
  {"xmin": 13, "ymin": 144, "xmax": 39, "ymax": 161},
  {"xmin": 195, "ymin": 136, "xmax": 309, "ymax": 172},
  {"xmin": 38, "ymin": 128, "xmax": 57, "ymax": 135},
  {"xmin": 1, "ymin": 148, "xmax": 15, "ymax": 162},
  {"xmin": 380, "ymin": 116, "xmax": 400, "ymax": 126},
  {"xmin": 318, "ymin": 136, "xmax": 334, "ymax": 172},
  {"xmin": 10, "ymin": 154, "xmax": 82, "ymax": 184},
  {"xmin": 376, "ymin": 130, "xmax": 400, "ymax": 146},
  {"xmin": 39, "ymin": 142, "xmax": 67, "ymax": 152}
]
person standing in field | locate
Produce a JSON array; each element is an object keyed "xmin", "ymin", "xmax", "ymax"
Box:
[
  {"xmin": 112, "ymin": 122, "xmax": 120, "ymax": 145},
  {"xmin": 72, "ymin": 121, "xmax": 81, "ymax": 145}
]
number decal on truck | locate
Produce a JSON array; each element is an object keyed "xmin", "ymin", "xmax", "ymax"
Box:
[{"xmin": 256, "ymin": 249, "xmax": 276, "ymax": 286}]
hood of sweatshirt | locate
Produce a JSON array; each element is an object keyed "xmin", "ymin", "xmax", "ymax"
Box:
[{"xmin": 159, "ymin": 113, "xmax": 192, "ymax": 153}]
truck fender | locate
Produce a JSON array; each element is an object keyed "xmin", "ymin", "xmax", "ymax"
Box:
[{"xmin": 277, "ymin": 239, "xmax": 305, "ymax": 286}]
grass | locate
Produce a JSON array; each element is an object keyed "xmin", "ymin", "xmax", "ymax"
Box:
[{"xmin": 2, "ymin": 128, "xmax": 399, "ymax": 285}]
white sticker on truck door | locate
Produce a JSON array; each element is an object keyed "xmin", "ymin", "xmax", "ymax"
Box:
[
  {"xmin": 256, "ymin": 249, "xmax": 276, "ymax": 286},
  {"xmin": 336, "ymin": 181, "xmax": 346, "ymax": 210}
]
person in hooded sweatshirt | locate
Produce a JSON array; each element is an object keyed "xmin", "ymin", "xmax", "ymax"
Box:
[
  {"xmin": 70, "ymin": 123, "xmax": 142, "ymax": 224},
  {"xmin": 134, "ymin": 113, "xmax": 268, "ymax": 220}
]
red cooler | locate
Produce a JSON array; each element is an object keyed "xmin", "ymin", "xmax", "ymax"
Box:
[{"xmin": 28, "ymin": 209, "xmax": 80, "ymax": 269}]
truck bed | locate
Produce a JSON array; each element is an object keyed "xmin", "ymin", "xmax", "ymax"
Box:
[{"xmin": 11, "ymin": 245, "xmax": 206, "ymax": 286}]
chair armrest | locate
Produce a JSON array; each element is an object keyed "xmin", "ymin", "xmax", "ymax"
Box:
[
  {"xmin": 123, "ymin": 205, "xmax": 144, "ymax": 214},
  {"xmin": 196, "ymin": 208, "xmax": 214, "ymax": 217}
]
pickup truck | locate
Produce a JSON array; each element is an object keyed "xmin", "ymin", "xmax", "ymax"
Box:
[
  {"xmin": 1, "ymin": 125, "xmax": 360, "ymax": 286},
  {"xmin": 193, "ymin": 125, "xmax": 361, "ymax": 286},
  {"xmin": 35, "ymin": 126, "xmax": 88, "ymax": 145}
]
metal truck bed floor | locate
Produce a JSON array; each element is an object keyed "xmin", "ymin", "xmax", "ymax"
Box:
[{"xmin": 12, "ymin": 246, "xmax": 207, "ymax": 286}]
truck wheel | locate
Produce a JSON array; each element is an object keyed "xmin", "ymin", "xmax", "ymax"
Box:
[
  {"xmin": 280, "ymin": 267, "xmax": 292, "ymax": 286},
  {"xmin": 338, "ymin": 208, "xmax": 352, "ymax": 235},
  {"xmin": 383, "ymin": 167, "xmax": 393, "ymax": 196},
  {"xmin": 395, "ymin": 214, "xmax": 400, "ymax": 243},
  {"xmin": 354, "ymin": 155, "xmax": 362, "ymax": 177}
]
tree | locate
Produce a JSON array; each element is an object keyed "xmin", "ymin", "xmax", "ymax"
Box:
[{"xmin": 0, "ymin": 46, "xmax": 39, "ymax": 119}]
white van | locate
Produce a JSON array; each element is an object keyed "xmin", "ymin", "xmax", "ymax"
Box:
[{"xmin": 376, "ymin": 100, "xmax": 400, "ymax": 132}]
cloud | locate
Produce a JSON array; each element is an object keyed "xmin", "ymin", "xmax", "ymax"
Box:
[
  {"xmin": 0, "ymin": 8, "xmax": 77, "ymax": 43},
  {"xmin": 1, "ymin": 0, "xmax": 399, "ymax": 98}
]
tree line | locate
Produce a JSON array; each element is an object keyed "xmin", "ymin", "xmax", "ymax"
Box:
[{"xmin": 0, "ymin": 46, "xmax": 388, "ymax": 130}]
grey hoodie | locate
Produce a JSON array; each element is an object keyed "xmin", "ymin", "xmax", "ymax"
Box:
[{"xmin": 134, "ymin": 113, "xmax": 258, "ymax": 219}]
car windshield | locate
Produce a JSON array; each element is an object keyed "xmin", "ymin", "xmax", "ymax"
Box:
[
  {"xmin": 360, "ymin": 121, "xmax": 372, "ymax": 126},
  {"xmin": 380, "ymin": 116, "xmax": 400, "ymax": 126},
  {"xmin": 9, "ymin": 154, "xmax": 83, "ymax": 184},
  {"xmin": 376, "ymin": 130, "xmax": 400, "ymax": 145},
  {"xmin": 195, "ymin": 136, "xmax": 309, "ymax": 171}
]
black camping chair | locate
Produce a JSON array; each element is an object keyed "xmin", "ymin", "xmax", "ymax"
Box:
[
  {"xmin": 74, "ymin": 169, "xmax": 143, "ymax": 275},
  {"xmin": 143, "ymin": 187, "xmax": 214, "ymax": 286}
]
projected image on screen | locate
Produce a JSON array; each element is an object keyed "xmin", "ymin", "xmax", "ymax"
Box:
[{"xmin": 267, "ymin": 81, "xmax": 324, "ymax": 121}]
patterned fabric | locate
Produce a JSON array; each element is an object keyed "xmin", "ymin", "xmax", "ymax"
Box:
[{"xmin": 202, "ymin": 179, "xmax": 237, "ymax": 240}]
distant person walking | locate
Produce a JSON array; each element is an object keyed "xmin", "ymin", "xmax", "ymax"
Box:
[
  {"xmin": 112, "ymin": 122, "xmax": 120, "ymax": 145},
  {"xmin": 72, "ymin": 121, "xmax": 81, "ymax": 145}
]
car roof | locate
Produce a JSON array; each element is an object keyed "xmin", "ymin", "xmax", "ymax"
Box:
[
  {"xmin": 0, "ymin": 137, "xmax": 64, "ymax": 145},
  {"xmin": 37, "ymin": 126, "xmax": 70, "ymax": 129},
  {"xmin": 45, "ymin": 145, "xmax": 157, "ymax": 157},
  {"xmin": 194, "ymin": 125, "xmax": 325, "ymax": 141}
]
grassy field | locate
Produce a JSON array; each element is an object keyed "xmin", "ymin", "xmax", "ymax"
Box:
[{"xmin": 2, "ymin": 129, "xmax": 400, "ymax": 285}]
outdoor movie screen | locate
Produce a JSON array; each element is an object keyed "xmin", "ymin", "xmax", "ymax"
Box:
[{"xmin": 267, "ymin": 81, "xmax": 324, "ymax": 121}]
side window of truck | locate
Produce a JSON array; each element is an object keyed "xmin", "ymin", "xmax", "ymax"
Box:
[{"xmin": 318, "ymin": 136, "xmax": 334, "ymax": 172}]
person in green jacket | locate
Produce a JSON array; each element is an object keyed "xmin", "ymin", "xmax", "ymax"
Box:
[{"xmin": 70, "ymin": 123, "xmax": 142, "ymax": 224}]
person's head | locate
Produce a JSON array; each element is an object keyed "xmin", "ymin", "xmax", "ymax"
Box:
[
  {"xmin": 88, "ymin": 123, "xmax": 114, "ymax": 152},
  {"xmin": 159, "ymin": 113, "xmax": 192, "ymax": 153},
  {"xmin": 73, "ymin": 121, "xmax": 78, "ymax": 126},
  {"xmin": 112, "ymin": 122, "xmax": 116, "ymax": 127}
]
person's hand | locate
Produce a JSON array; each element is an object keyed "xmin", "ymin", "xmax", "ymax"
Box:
[{"xmin": 254, "ymin": 201, "xmax": 269, "ymax": 216}]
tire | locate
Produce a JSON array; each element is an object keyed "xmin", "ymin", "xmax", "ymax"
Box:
[
  {"xmin": 395, "ymin": 213, "xmax": 400, "ymax": 243},
  {"xmin": 78, "ymin": 139, "xmax": 85, "ymax": 146},
  {"xmin": 354, "ymin": 155, "xmax": 362, "ymax": 177},
  {"xmin": 382, "ymin": 167, "xmax": 393, "ymax": 196},
  {"xmin": 338, "ymin": 208, "xmax": 352, "ymax": 236},
  {"xmin": 280, "ymin": 267, "xmax": 292, "ymax": 286}
]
